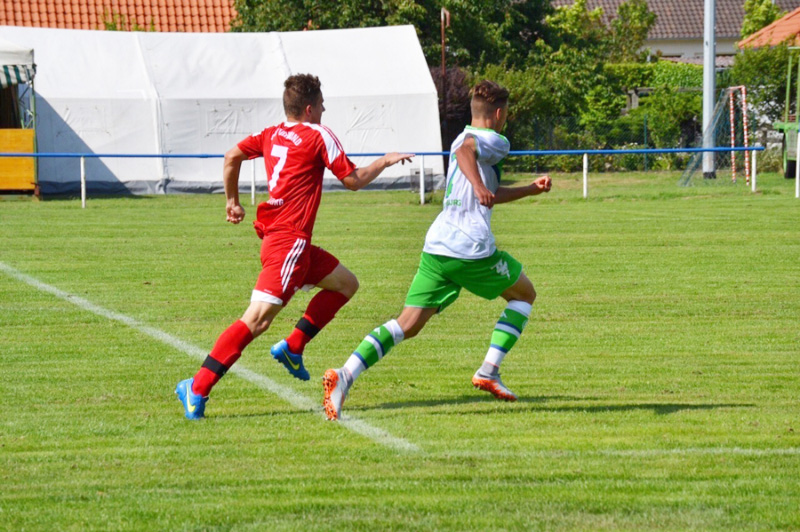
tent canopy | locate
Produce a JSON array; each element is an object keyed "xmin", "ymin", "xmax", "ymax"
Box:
[
  {"xmin": 0, "ymin": 37, "xmax": 35, "ymax": 88},
  {"xmin": 0, "ymin": 25, "xmax": 443, "ymax": 195}
]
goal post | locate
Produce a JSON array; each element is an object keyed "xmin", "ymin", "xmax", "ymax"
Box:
[{"xmin": 680, "ymin": 86, "xmax": 753, "ymax": 187}]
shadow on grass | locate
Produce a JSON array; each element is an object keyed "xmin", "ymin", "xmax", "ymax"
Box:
[
  {"xmin": 530, "ymin": 402, "xmax": 754, "ymax": 416},
  {"xmin": 356, "ymin": 395, "xmax": 589, "ymax": 412},
  {"xmin": 366, "ymin": 395, "xmax": 753, "ymax": 416},
  {"xmin": 40, "ymin": 192, "xmax": 146, "ymax": 202}
]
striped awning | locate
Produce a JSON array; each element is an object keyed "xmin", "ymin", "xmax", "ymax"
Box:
[{"xmin": 1, "ymin": 64, "xmax": 36, "ymax": 89}]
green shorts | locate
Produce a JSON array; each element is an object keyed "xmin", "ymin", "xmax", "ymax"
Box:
[{"xmin": 404, "ymin": 250, "xmax": 523, "ymax": 312}]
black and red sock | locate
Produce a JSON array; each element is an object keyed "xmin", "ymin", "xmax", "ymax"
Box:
[
  {"xmin": 285, "ymin": 290, "xmax": 350, "ymax": 354},
  {"xmin": 192, "ymin": 320, "xmax": 253, "ymax": 397}
]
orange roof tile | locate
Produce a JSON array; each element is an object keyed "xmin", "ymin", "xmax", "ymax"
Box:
[
  {"xmin": 0, "ymin": 0, "xmax": 236, "ymax": 31},
  {"xmin": 738, "ymin": 7, "xmax": 800, "ymax": 48}
]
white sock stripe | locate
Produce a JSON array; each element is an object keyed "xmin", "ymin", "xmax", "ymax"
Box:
[
  {"xmin": 0, "ymin": 261, "xmax": 419, "ymax": 453},
  {"xmin": 494, "ymin": 323, "xmax": 521, "ymax": 338},
  {"xmin": 385, "ymin": 319, "xmax": 405, "ymax": 344},
  {"xmin": 484, "ymin": 347, "xmax": 507, "ymax": 367},
  {"xmin": 507, "ymin": 300, "xmax": 532, "ymax": 318},
  {"xmin": 344, "ymin": 355, "xmax": 366, "ymax": 380},
  {"xmin": 364, "ymin": 335, "xmax": 385, "ymax": 359}
]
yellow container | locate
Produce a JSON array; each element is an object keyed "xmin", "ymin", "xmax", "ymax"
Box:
[{"xmin": 0, "ymin": 129, "xmax": 36, "ymax": 191}]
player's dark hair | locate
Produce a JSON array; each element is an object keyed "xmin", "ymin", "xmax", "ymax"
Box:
[
  {"xmin": 470, "ymin": 80, "xmax": 509, "ymax": 119},
  {"xmin": 283, "ymin": 74, "xmax": 322, "ymax": 119}
]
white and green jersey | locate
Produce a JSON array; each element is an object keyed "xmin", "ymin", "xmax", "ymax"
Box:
[{"xmin": 423, "ymin": 126, "xmax": 510, "ymax": 259}]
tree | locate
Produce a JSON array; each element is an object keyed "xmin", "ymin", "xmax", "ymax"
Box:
[
  {"xmin": 541, "ymin": 0, "xmax": 655, "ymax": 64},
  {"xmin": 731, "ymin": 43, "xmax": 797, "ymax": 123},
  {"xmin": 231, "ymin": 0, "xmax": 388, "ymax": 34},
  {"xmin": 230, "ymin": 0, "xmax": 551, "ymax": 69},
  {"xmin": 741, "ymin": 0, "xmax": 785, "ymax": 39},
  {"xmin": 608, "ymin": 0, "xmax": 657, "ymax": 62},
  {"xmin": 543, "ymin": 0, "xmax": 608, "ymax": 61}
]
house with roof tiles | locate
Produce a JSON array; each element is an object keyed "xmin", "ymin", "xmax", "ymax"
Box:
[
  {"xmin": 553, "ymin": 0, "xmax": 800, "ymax": 65},
  {"xmin": 0, "ymin": 0, "xmax": 236, "ymax": 32}
]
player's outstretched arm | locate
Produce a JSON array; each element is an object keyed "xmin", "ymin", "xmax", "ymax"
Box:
[
  {"xmin": 494, "ymin": 175, "xmax": 552, "ymax": 204},
  {"xmin": 455, "ymin": 136, "xmax": 495, "ymax": 207},
  {"xmin": 341, "ymin": 153, "xmax": 414, "ymax": 191},
  {"xmin": 223, "ymin": 147, "xmax": 249, "ymax": 224}
]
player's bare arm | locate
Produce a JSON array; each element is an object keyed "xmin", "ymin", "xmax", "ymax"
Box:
[
  {"xmin": 455, "ymin": 136, "xmax": 495, "ymax": 207},
  {"xmin": 494, "ymin": 175, "xmax": 552, "ymax": 204},
  {"xmin": 341, "ymin": 152, "xmax": 415, "ymax": 191},
  {"xmin": 223, "ymin": 146, "xmax": 249, "ymax": 224}
]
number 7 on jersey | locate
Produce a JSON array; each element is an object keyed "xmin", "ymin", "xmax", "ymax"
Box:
[{"xmin": 269, "ymin": 144, "xmax": 289, "ymax": 191}]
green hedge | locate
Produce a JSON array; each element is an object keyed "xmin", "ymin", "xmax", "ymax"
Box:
[{"xmin": 604, "ymin": 61, "xmax": 704, "ymax": 90}]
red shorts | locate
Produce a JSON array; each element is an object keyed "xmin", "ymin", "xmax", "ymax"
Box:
[{"xmin": 251, "ymin": 232, "xmax": 339, "ymax": 306}]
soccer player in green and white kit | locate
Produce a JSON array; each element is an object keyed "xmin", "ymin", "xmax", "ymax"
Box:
[{"xmin": 322, "ymin": 80, "xmax": 552, "ymax": 420}]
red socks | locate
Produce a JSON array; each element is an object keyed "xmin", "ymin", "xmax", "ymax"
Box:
[
  {"xmin": 286, "ymin": 290, "xmax": 350, "ymax": 354},
  {"xmin": 192, "ymin": 320, "xmax": 253, "ymax": 397},
  {"xmin": 191, "ymin": 291, "xmax": 349, "ymax": 396}
]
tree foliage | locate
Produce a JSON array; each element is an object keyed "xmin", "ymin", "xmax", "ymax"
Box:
[
  {"xmin": 231, "ymin": 0, "xmax": 551, "ymax": 69},
  {"xmin": 605, "ymin": 62, "xmax": 704, "ymax": 90},
  {"xmin": 608, "ymin": 0, "xmax": 657, "ymax": 62},
  {"xmin": 731, "ymin": 43, "xmax": 798, "ymax": 122},
  {"xmin": 741, "ymin": 0, "xmax": 785, "ymax": 39}
]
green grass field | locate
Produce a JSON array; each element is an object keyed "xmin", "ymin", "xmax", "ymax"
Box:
[{"xmin": 2, "ymin": 171, "xmax": 799, "ymax": 531}]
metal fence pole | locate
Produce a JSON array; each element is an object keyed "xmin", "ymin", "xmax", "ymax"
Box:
[
  {"xmin": 751, "ymin": 149, "xmax": 757, "ymax": 193},
  {"xmin": 419, "ymin": 155, "xmax": 425, "ymax": 205},
  {"xmin": 80, "ymin": 156, "xmax": 86, "ymax": 209},
  {"xmin": 643, "ymin": 114, "xmax": 648, "ymax": 172}
]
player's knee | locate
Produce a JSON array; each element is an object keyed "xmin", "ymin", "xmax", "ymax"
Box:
[
  {"xmin": 403, "ymin": 322, "xmax": 422, "ymax": 339},
  {"xmin": 241, "ymin": 302, "xmax": 277, "ymax": 338},
  {"xmin": 242, "ymin": 314, "xmax": 271, "ymax": 338},
  {"xmin": 397, "ymin": 315, "xmax": 421, "ymax": 339},
  {"xmin": 527, "ymin": 283, "xmax": 536, "ymax": 305},
  {"xmin": 340, "ymin": 273, "xmax": 359, "ymax": 299},
  {"xmin": 510, "ymin": 276, "xmax": 535, "ymax": 305}
]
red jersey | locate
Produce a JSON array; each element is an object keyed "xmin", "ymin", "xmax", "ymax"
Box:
[{"xmin": 238, "ymin": 122, "xmax": 356, "ymax": 238}]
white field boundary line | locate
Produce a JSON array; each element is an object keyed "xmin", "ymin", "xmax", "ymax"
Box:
[
  {"xmin": 601, "ymin": 447, "xmax": 800, "ymax": 457},
  {"xmin": 447, "ymin": 447, "xmax": 800, "ymax": 458},
  {"xmin": 0, "ymin": 261, "xmax": 420, "ymax": 453}
]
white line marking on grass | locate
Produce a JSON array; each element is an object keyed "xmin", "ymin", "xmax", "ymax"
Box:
[
  {"xmin": 598, "ymin": 447, "xmax": 800, "ymax": 457},
  {"xmin": 447, "ymin": 447, "xmax": 800, "ymax": 459},
  {"xmin": 0, "ymin": 262, "xmax": 420, "ymax": 453}
]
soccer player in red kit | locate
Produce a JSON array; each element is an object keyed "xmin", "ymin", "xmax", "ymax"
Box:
[{"xmin": 176, "ymin": 74, "xmax": 413, "ymax": 419}]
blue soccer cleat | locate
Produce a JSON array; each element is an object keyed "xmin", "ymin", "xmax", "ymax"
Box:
[
  {"xmin": 270, "ymin": 339, "xmax": 310, "ymax": 381},
  {"xmin": 175, "ymin": 378, "xmax": 208, "ymax": 419}
]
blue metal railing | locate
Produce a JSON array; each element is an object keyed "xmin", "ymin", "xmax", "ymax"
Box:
[
  {"xmin": 0, "ymin": 146, "xmax": 767, "ymax": 206},
  {"xmin": 0, "ymin": 146, "xmax": 765, "ymax": 158}
]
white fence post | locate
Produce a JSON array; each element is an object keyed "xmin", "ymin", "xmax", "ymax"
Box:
[
  {"xmin": 796, "ymin": 130, "xmax": 800, "ymax": 199},
  {"xmin": 582, "ymin": 153, "xmax": 588, "ymax": 199},
  {"xmin": 751, "ymin": 149, "xmax": 757, "ymax": 193},
  {"xmin": 80, "ymin": 156, "xmax": 86, "ymax": 209},
  {"xmin": 419, "ymin": 154, "xmax": 425, "ymax": 205},
  {"xmin": 251, "ymin": 159, "xmax": 256, "ymax": 205}
]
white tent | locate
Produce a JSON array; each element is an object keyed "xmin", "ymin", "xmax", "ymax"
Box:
[
  {"xmin": 0, "ymin": 36, "xmax": 35, "ymax": 88},
  {"xmin": 0, "ymin": 25, "xmax": 443, "ymax": 194}
]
